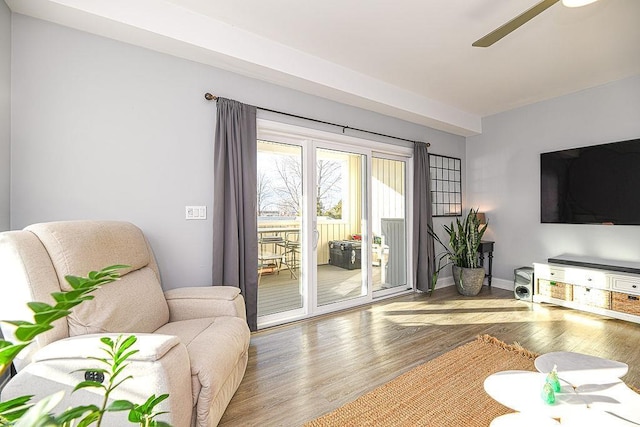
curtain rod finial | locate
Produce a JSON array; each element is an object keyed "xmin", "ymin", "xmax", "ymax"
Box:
[{"xmin": 204, "ymin": 93, "xmax": 217, "ymax": 101}]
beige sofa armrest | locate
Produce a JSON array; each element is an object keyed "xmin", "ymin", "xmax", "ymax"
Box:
[
  {"xmin": 1, "ymin": 333, "xmax": 192, "ymax": 427},
  {"xmin": 32, "ymin": 333, "xmax": 180, "ymax": 362},
  {"xmin": 164, "ymin": 286, "xmax": 247, "ymax": 322}
]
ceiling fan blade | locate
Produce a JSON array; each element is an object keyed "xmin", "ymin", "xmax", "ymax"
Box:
[{"xmin": 472, "ymin": 0, "xmax": 560, "ymax": 47}]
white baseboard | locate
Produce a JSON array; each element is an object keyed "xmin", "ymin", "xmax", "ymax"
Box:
[
  {"xmin": 490, "ymin": 278, "xmax": 513, "ymax": 291},
  {"xmin": 434, "ymin": 275, "xmax": 454, "ymax": 290}
]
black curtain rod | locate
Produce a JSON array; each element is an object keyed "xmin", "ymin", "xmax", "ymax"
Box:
[{"xmin": 204, "ymin": 93, "xmax": 430, "ymax": 147}]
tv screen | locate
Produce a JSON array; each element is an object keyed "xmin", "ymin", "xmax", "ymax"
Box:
[{"xmin": 541, "ymin": 138, "xmax": 640, "ymax": 225}]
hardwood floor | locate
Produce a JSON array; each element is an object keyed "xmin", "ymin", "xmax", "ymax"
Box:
[{"xmin": 220, "ymin": 285, "xmax": 640, "ymax": 426}]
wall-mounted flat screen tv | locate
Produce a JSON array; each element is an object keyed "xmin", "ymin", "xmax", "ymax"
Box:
[{"xmin": 541, "ymin": 138, "xmax": 640, "ymax": 225}]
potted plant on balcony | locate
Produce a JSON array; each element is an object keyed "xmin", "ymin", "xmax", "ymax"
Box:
[{"xmin": 428, "ymin": 208, "xmax": 488, "ymax": 296}]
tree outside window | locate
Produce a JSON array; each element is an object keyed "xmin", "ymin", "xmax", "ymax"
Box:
[{"xmin": 257, "ymin": 141, "xmax": 344, "ymax": 220}]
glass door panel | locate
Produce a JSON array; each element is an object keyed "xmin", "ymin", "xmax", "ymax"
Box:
[
  {"xmin": 315, "ymin": 147, "xmax": 367, "ymax": 306},
  {"xmin": 256, "ymin": 140, "xmax": 304, "ymax": 317},
  {"xmin": 256, "ymin": 121, "xmax": 413, "ymax": 328},
  {"xmin": 372, "ymin": 156, "xmax": 408, "ymax": 294}
]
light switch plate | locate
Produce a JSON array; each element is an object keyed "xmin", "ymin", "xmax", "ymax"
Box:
[{"xmin": 185, "ymin": 206, "xmax": 207, "ymax": 220}]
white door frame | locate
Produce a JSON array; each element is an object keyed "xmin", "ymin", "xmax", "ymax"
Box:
[{"xmin": 257, "ymin": 119, "xmax": 414, "ymax": 329}]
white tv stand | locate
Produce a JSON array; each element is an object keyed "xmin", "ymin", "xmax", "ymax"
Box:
[{"xmin": 533, "ymin": 254, "xmax": 640, "ymax": 324}]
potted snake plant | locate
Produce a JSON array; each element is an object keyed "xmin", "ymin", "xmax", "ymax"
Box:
[{"xmin": 428, "ymin": 208, "xmax": 488, "ymax": 296}]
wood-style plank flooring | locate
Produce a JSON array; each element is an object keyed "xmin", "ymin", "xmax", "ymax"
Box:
[{"xmin": 220, "ymin": 285, "xmax": 640, "ymax": 426}]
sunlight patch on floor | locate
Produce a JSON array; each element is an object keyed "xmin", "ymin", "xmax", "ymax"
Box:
[
  {"xmin": 371, "ymin": 298, "xmax": 532, "ymax": 312},
  {"xmin": 369, "ymin": 298, "xmax": 592, "ymax": 327},
  {"xmin": 563, "ymin": 312, "xmax": 606, "ymax": 328}
]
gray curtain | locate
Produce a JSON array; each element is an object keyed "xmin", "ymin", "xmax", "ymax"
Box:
[
  {"xmin": 212, "ymin": 98, "xmax": 258, "ymax": 331},
  {"xmin": 413, "ymin": 142, "xmax": 436, "ymax": 293}
]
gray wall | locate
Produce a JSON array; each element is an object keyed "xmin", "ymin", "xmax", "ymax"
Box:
[
  {"xmin": 0, "ymin": 1, "xmax": 10, "ymax": 232},
  {"xmin": 467, "ymin": 75, "xmax": 640, "ymax": 284},
  {"xmin": 11, "ymin": 14, "xmax": 465, "ymax": 290}
]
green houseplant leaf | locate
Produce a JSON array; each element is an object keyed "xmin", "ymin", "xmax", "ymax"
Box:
[
  {"xmin": 12, "ymin": 391, "xmax": 64, "ymax": 427},
  {"xmin": 7, "ymin": 322, "xmax": 54, "ymax": 342},
  {"xmin": 0, "ymin": 342, "xmax": 29, "ymax": 377},
  {"xmin": 0, "ymin": 395, "xmax": 34, "ymax": 422}
]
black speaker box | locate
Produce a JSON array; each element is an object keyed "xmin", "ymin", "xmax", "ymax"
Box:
[{"xmin": 514, "ymin": 266, "xmax": 534, "ymax": 301}]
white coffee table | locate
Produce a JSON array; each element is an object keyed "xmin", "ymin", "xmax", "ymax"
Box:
[
  {"xmin": 490, "ymin": 412, "xmax": 559, "ymax": 427},
  {"xmin": 484, "ymin": 352, "xmax": 640, "ymax": 426},
  {"xmin": 483, "ymin": 370, "xmax": 588, "ymax": 420},
  {"xmin": 535, "ymin": 351, "xmax": 628, "ymax": 386},
  {"xmin": 560, "ymin": 406, "xmax": 640, "ymax": 427}
]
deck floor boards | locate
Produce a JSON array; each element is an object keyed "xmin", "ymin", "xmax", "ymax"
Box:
[{"xmin": 258, "ymin": 264, "xmax": 399, "ymax": 316}]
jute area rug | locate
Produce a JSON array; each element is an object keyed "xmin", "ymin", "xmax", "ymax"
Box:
[{"xmin": 305, "ymin": 334, "xmax": 538, "ymax": 427}]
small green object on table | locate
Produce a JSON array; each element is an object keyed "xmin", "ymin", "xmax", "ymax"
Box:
[
  {"xmin": 541, "ymin": 382, "xmax": 556, "ymax": 404},
  {"xmin": 546, "ymin": 364, "xmax": 561, "ymax": 393}
]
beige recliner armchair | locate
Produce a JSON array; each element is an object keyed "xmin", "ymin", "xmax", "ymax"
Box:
[{"xmin": 0, "ymin": 220, "xmax": 250, "ymax": 427}]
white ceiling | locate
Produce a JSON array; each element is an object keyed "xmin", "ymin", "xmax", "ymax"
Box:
[{"xmin": 6, "ymin": 0, "xmax": 640, "ymax": 136}]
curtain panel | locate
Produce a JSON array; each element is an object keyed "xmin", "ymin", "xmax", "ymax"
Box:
[
  {"xmin": 413, "ymin": 142, "xmax": 436, "ymax": 293},
  {"xmin": 212, "ymin": 98, "xmax": 259, "ymax": 331}
]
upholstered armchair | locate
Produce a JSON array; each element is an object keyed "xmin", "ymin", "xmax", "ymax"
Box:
[{"xmin": 0, "ymin": 220, "xmax": 250, "ymax": 427}]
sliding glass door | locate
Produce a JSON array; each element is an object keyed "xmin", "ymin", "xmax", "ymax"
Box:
[
  {"xmin": 372, "ymin": 155, "xmax": 410, "ymax": 296},
  {"xmin": 256, "ymin": 139, "xmax": 304, "ymax": 319},
  {"xmin": 314, "ymin": 146, "xmax": 368, "ymax": 308},
  {"xmin": 256, "ymin": 121, "xmax": 410, "ymax": 328}
]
